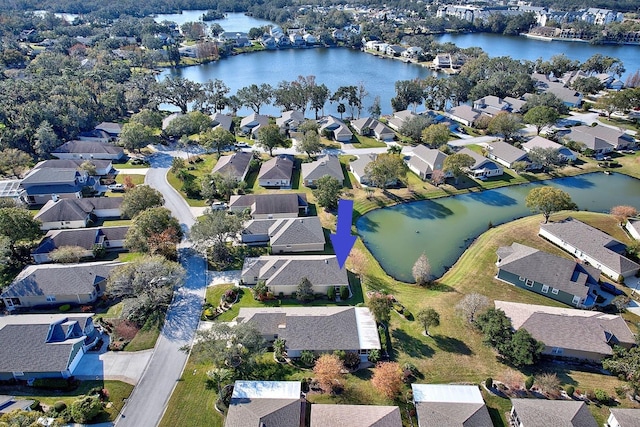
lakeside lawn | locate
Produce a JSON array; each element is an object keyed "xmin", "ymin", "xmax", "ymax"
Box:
[{"xmin": 160, "ymin": 210, "xmax": 640, "ymax": 427}]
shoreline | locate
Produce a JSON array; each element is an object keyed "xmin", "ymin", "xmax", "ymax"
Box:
[{"xmin": 521, "ymin": 32, "xmax": 640, "ymax": 46}]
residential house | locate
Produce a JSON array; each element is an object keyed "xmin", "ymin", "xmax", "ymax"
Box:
[
  {"xmin": 504, "ymin": 96, "xmax": 528, "ymax": 113},
  {"xmin": 78, "ymin": 129, "xmax": 111, "ymax": 143},
  {"xmin": 241, "ymin": 217, "xmax": 325, "ymax": 253},
  {"xmin": 412, "ymin": 384, "xmax": 493, "ymax": 427},
  {"xmin": 401, "ymin": 46, "xmax": 423, "ymax": 60},
  {"xmin": 224, "ymin": 381, "xmax": 302, "ymax": 427},
  {"xmin": 406, "ymin": 145, "xmax": 450, "ymax": 180},
  {"xmin": 240, "ymin": 113, "xmax": 269, "ymax": 138},
  {"xmin": 94, "ymin": 122, "xmax": 122, "ymax": 140},
  {"xmin": 210, "ymin": 113, "xmax": 233, "ymax": 132},
  {"xmin": 433, "ymin": 53, "xmax": 451, "ymax": 69},
  {"xmin": 34, "ymin": 159, "xmax": 113, "ymax": 176},
  {"xmin": 218, "ymin": 31, "xmax": 252, "ymax": 47},
  {"xmin": 386, "ymin": 45, "xmax": 405, "ymax": 56},
  {"xmin": 446, "ymin": 105, "xmax": 483, "ymax": 127},
  {"xmin": 260, "ymin": 36, "xmax": 277, "ymax": 49},
  {"xmin": 20, "ymin": 168, "xmax": 98, "ymax": 205},
  {"xmin": 607, "ymin": 408, "xmax": 640, "ymax": 427},
  {"xmin": 350, "ymin": 117, "xmax": 395, "ymax": 142},
  {"xmin": 496, "ymin": 301, "xmax": 635, "ymax": 361},
  {"xmin": 510, "ymin": 399, "xmax": 597, "ymax": 427},
  {"xmin": 625, "ymin": 218, "xmax": 640, "ymax": 240},
  {"xmin": 472, "ymin": 95, "xmax": 511, "ymax": 116},
  {"xmin": 162, "ymin": 112, "xmax": 182, "ymax": 131},
  {"xmin": 496, "ymin": 243, "xmax": 600, "ymax": 308},
  {"xmin": 301, "ymin": 154, "xmax": 345, "ymax": 187},
  {"xmin": 532, "ymin": 73, "xmax": 583, "ymax": 107},
  {"xmin": 276, "ymin": 110, "xmax": 305, "ymax": 134},
  {"xmin": 539, "ymin": 217, "xmax": 640, "ymax": 281},
  {"xmin": 1, "ymin": 261, "xmax": 121, "ymax": 311},
  {"xmin": 350, "ymin": 153, "xmax": 398, "ymax": 187},
  {"xmin": 0, "ymin": 395, "xmax": 35, "ymax": 414},
  {"xmin": 522, "ymin": 136, "xmax": 577, "ymax": 162},
  {"xmin": 303, "ymin": 33, "xmax": 317, "ymax": 45},
  {"xmin": 457, "ymin": 148, "xmax": 504, "ymax": 178},
  {"xmin": 318, "ymin": 116, "xmax": 353, "ymax": 143},
  {"xmin": 34, "ymin": 197, "xmax": 123, "ymax": 231},
  {"xmin": 241, "ymin": 255, "xmax": 348, "ymax": 296},
  {"xmin": 332, "ymin": 29, "xmax": 346, "ymax": 41},
  {"xmin": 211, "ymin": 151, "xmax": 252, "ymax": 182},
  {"xmin": 236, "ymin": 307, "xmax": 380, "ymax": 361},
  {"xmin": 386, "ymin": 110, "xmax": 417, "ymax": 132},
  {"xmin": 564, "ymin": 125, "xmax": 635, "ymax": 153},
  {"xmin": 51, "ymin": 140, "xmax": 125, "ymax": 161},
  {"xmin": 31, "ymin": 226, "xmax": 128, "ymax": 264},
  {"xmin": 311, "ymin": 404, "xmax": 402, "ymax": 427},
  {"xmin": 258, "ymin": 156, "xmax": 294, "ymax": 188},
  {"xmin": 228, "ymin": 193, "xmax": 308, "ymax": 219},
  {"xmin": 288, "ymin": 31, "xmax": 305, "ymax": 47},
  {"xmin": 0, "ymin": 313, "xmax": 99, "ymax": 380},
  {"xmin": 486, "ymin": 141, "xmax": 531, "ymax": 169}
]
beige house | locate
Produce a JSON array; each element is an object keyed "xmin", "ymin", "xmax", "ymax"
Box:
[
  {"xmin": 228, "ymin": 193, "xmax": 308, "ymax": 219},
  {"xmin": 241, "ymin": 217, "xmax": 325, "ymax": 253},
  {"xmin": 301, "ymin": 154, "xmax": 345, "ymax": 187}
]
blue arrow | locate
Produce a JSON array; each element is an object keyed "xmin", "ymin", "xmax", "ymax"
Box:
[{"xmin": 330, "ymin": 199, "xmax": 357, "ymax": 269}]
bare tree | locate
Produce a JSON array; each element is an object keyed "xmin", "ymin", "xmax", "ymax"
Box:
[
  {"xmin": 535, "ymin": 372, "xmax": 561, "ymax": 396},
  {"xmin": 412, "ymin": 252, "xmax": 431, "ymax": 286},
  {"xmin": 611, "ymin": 205, "xmax": 638, "ymax": 226},
  {"xmin": 456, "ymin": 293, "xmax": 490, "ymax": 323},
  {"xmin": 347, "ymin": 248, "xmax": 368, "ymax": 279}
]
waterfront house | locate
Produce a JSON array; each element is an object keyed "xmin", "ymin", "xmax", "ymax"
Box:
[
  {"xmin": 318, "ymin": 116, "xmax": 353, "ymax": 143},
  {"xmin": 1, "ymin": 261, "xmax": 121, "ymax": 311},
  {"xmin": 34, "ymin": 159, "xmax": 113, "ymax": 176},
  {"xmin": 0, "ymin": 313, "xmax": 99, "ymax": 380},
  {"xmin": 162, "ymin": 112, "xmax": 182, "ymax": 131},
  {"xmin": 51, "ymin": 140, "xmax": 125, "ymax": 161},
  {"xmin": 211, "ymin": 151, "xmax": 252, "ymax": 182},
  {"xmin": 235, "ymin": 307, "xmax": 380, "ymax": 361},
  {"xmin": 224, "ymin": 381, "xmax": 302, "ymax": 427},
  {"xmin": 240, "ymin": 113, "xmax": 269, "ymax": 138},
  {"xmin": 228, "ymin": 193, "xmax": 308, "ymax": 219},
  {"xmin": 32, "ymin": 226, "xmax": 128, "ymax": 264},
  {"xmin": 210, "ymin": 112, "xmax": 233, "ymax": 132},
  {"xmin": 486, "ymin": 141, "xmax": 531, "ymax": 169},
  {"xmin": 258, "ymin": 155, "xmax": 294, "ymax": 188},
  {"xmin": 496, "ymin": 301, "xmax": 635, "ymax": 361},
  {"xmin": 386, "ymin": 110, "xmax": 416, "ymax": 131},
  {"xmin": 350, "ymin": 153, "xmax": 398, "ymax": 187},
  {"xmin": 386, "ymin": 45, "xmax": 405, "ymax": 57},
  {"xmin": 34, "ymin": 197, "xmax": 123, "ymax": 231},
  {"xmin": 472, "ymin": 95, "xmax": 511, "ymax": 116},
  {"xmin": 522, "ymin": 136, "xmax": 577, "ymax": 162},
  {"xmin": 276, "ymin": 110, "xmax": 305, "ymax": 134},
  {"xmin": 20, "ymin": 168, "xmax": 98, "ymax": 205},
  {"xmin": 564, "ymin": 125, "xmax": 635, "ymax": 153},
  {"xmin": 433, "ymin": 53, "xmax": 451, "ymax": 69},
  {"xmin": 241, "ymin": 255, "xmax": 348, "ymax": 295},
  {"xmin": 350, "ymin": 117, "xmax": 395, "ymax": 142},
  {"xmin": 446, "ymin": 105, "xmax": 484, "ymax": 127},
  {"xmin": 311, "ymin": 404, "xmax": 402, "ymax": 427},
  {"xmin": 509, "ymin": 399, "xmax": 597, "ymax": 427},
  {"xmin": 532, "ymin": 73, "xmax": 583, "ymax": 107},
  {"xmin": 241, "ymin": 216, "xmax": 325, "ymax": 253},
  {"xmin": 496, "ymin": 243, "xmax": 600, "ymax": 308},
  {"xmin": 401, "ymin": 46, "xmax": 423, "ymax": 60},
  {"xmin": 539, "ymin": 217, "xmax": 640, "ymax": 281},
  {"xmin": 406, "ymin": 145, "xmax": 450, "ymax": 180},
  {"xmin": 301, "ymin": 154, "xmax": 345, "ymax": 187},
  {"xmin": 625, "ymin": 218, "xmax": 640, "ymax": 240},
  {"xmin": 411, "ymin": 384, "xmax": 492, "ymax": 427},
  {"xmin": 457, "ymin": 148, "xmax": 504, "ymax": 178},
  {"xmin": 607, "ymin": 408, "xmax": 640, "ymax": 427}
]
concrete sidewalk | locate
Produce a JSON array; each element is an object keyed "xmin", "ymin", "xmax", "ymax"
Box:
[{"xmin": 74, "ymin": 350, "xmax": 153, "ymax": 385}]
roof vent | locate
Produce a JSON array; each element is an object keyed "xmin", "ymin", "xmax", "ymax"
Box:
[{"xmin": 325, "ymin": 259, "xmax": 328, "ymax": 264}]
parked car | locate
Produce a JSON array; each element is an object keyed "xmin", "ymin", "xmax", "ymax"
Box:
[
  {"xmin": 211, "ymin": 201, "xmax": 228, "ymax": 210},
  {"xmin": 130, "ymin": 158, "xmax": 150, "ymax": 166},
  {"xmin": 108, "ymin": 183, "xmax": 125, "ymax": 192},
  {"xmin": 235, "ymin": 142, "xmax": 250, "ymax": 148}
]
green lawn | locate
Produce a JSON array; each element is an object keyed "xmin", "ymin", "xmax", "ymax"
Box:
[
  {"xmin": 349, "ymin": 134, "xmax": 387, "ymax": 149},
  {"xmin": 2, "ymin": 380, "xmax": 133, "ymax": 422},
  {"xmin": 114, "ymin": 174, "xmax": 145, "ymax": 186},
  {"xmin": 166, "ymin": 153, "xmax": 220, "ymax": 207}
]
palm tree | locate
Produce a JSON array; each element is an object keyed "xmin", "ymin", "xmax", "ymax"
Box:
[{"xmin": 337, "ymin": 103, "xmax": 346, "ymax": 120}]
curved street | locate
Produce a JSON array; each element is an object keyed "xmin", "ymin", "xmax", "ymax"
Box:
[{"xmin": 115, "ymin": 153, "xmax": 207, "ymax": 427}]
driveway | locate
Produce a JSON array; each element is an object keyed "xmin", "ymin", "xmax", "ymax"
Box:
[{"xmin": 74, "ymin": 350, "xmax": 152, "ymax": 385}]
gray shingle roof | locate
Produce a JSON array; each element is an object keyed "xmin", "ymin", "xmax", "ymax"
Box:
[
  {"xmin": 350, "ymin": 153, "xmax": 377, "ymax": 180},
  {"xmin": 1, "ymin": 261, "xmax": 121, "ymax": 298},
  {"xmin": 52, "ymin": 140, "xmax": 124, "ymax": 156},
  {"xmin": 609, "ymin": 408, "xmax": 640, "ymax": 427},
  {"xmin": 510, "ymin": 399, "xmax": 597, "ymax": 427},
  {"xmin": 496, "ymin": 242, "xmax": 599, "ymax": 298},
  {"xmin": 258, "ymin": 156, "xmax": 294, "ymax": 181},
  {"xmin": 415, "ymin": 402, "xmax": 492, "ymax": 427},
  {"xmin": 311, "ymin": 404, "xmax": 402, "ymax": 427},
  {"xmin": 225, "ymin": 381, "xmax": 301, "ymax": 427},
  {"xmin": 21, "ymin": 168, "xmax": 80, "ymax": 186},
  {"xmin": 301, "ymin": 154, "xmax": 345, "ymax": 183},
  {"xmin": 269, "ymin": 217, "xmax": 325, "ymax": 247},
  {"xmin": 229, "ymin": 193, "xmax": 308, "ymax": 216},
  {"xmin": 211, "ymin": 151, "xmax": 252, "ymax": 180},
  {"xmin": 408, "ymin": 145, "xmax": 448, "ymax": 176},
  {"xmin": 457, "ymin": 148, "xmax": 498, "ymax": 170},
  {"xmin": 0, "ymin": 314, "xmax": 93, "ymax": 374},
  {"xmin": 242, "ymin": 255, "xmax": 348, "ymax": 288},
  {"xmin": 540, "ymin": 218, "xmax": 640, "ymax": 276},
  {"xmin": 34, "ymin": 198, "xmax": 123, "ymax": 223},
  {"xmin": 32, "ymin": 226, "xmax": 129, "ymax": 254},
  {"xmin": 35, "ymin": 159, "xmax": 112, "ymax": 171},
  {"xmin": 496, "ymin": 301, "xmax": 635, "ymax": 358},
  {"xmin": 487, "ymin": 141, "xmax": 527, "ymax": 164},
  {"xmin": 210, "ymin": 113, "xmax": 233, "ymax": 132}
]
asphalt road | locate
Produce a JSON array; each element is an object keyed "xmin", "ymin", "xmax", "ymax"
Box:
[{"xmin": 114, "ymin": 154, "xmax": 207, "ymax": 427}]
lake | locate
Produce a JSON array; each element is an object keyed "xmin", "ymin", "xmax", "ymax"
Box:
[
  {"xmin": 154, "ymin": 10, "xmax": 274, "ymax": 31},
  {"xmin": 356, "ymin": 173, "xmax": 640, "ymax": 282},
  {"xmin": 435, "ymin": 32, "xmax": 640, "ymax": 81}
]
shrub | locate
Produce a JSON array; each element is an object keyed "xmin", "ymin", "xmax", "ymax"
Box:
[
  {"xmin": 300, "ymin": 350, "xmax": 315, "ymax": 366},
  {"xmin": 70, "ymin": 395, "xmax": 102, "ymax": 423},
  {"xmin": 29, "ymin": 400, "xmax": 41, "ymax": 411},
  {"xmin": 327, "ymin": 287, "xmax": 336, "ymax": 301},
  {"xmin": 594, "ymin": 389, "xmax": 609, "ymax": 402},
  {"xmin": 525, "ymin": 376, "xmax": 534, "ymax": 390},
  {"xmin": 53, "ymin": 401, "xmax": 67, "ymax": 412},
  {"xmin": 485, "ymin": 377, "xmax": 493, "ymax": 389},
  {"xmin": 333, "ymin": 350, "xmax": 346, "ymax": 360},
  {"xmin": 378, "ymin": 325, "xmax": 388, "ymax": 350},
  {"xmin": 340, "ymin": 286, "xmax": 349, "ymax": 300},
  {"xmin": 32, "ymin": 378, "xmax": 77, "ymax": 391},
  {"xmin": 343, "ymin": 352, "xmax": 361, "ymax": 369},
  {"xmin": 59, "ymin": 304, "xmax": 71, "ymax": 312},
  {"xmin": 368, "ymin": 349, "xmax": 380, "ymax": 363},
  {"xmin": 403, "ymin": 310, "xmax": 413, "ymax": 320},
  {"xmin": 565, "ymin": 385, "xmax": 575, "ymax": 396}
]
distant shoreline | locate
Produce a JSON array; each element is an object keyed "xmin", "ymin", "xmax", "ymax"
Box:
[{"xmin": 521, "ymin": 32, "xmax": 640, "ymax": 46}]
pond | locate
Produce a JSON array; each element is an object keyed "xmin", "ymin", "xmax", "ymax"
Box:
[{"xmin": 356, "ymin": 172, "xmax": 640, "ymax": 282}]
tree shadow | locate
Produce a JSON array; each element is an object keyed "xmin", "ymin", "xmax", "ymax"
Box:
[
  {"xmin": 555, "ymin": 175, "xmax": 595, "ymax": 189},
  {"xmin": 356, "ymin": 215, "xmax": 380, "ymax": 233},
  {"xmin": 391, "ymin": 329, "xmax": 434, "ymax": 359},
  {"xmin": 487, "ymin": 406, "xmax": 507, "ymax": 427},
  {"xmin": 467, "ymin": 190, "xmax": 518, "ymax": 207},
  {"xmin": 399, "ymin": 199, "xmax": 454, "ymax": 220},
  {"xmin": 353, "ymin": 368, "xmax": 373, "ymax": 381},
  {"xmin": 431, "ymin": 334, "xmax": 473, "ymax": 355}
]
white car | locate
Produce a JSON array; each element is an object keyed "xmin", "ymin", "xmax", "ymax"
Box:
[
  {"xmin": 107, "ymin": 183, "xmax": 125, "ymax": 191},
  {"xmin": 211, "ymin": 201, "xmax": 228, "ymax": 210}
]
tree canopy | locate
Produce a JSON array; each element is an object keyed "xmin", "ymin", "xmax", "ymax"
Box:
[
  {"xmin": 312, "ymin": 175, "xmax": 342, "ymax": 211},
  {"xmin": 525, "ymin": 186, "xmax": 576, "ymax": 223},
  {"xmin": 364, "ymin": 153, "xmax": 406, "ymax": 189},
  {"xmin": 124, "ymin": 207, "xmax": 182, "ymax": 253},
  {"xmin": 121, "ymin": 185, "xmax": 165, "ymax": 219}
]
